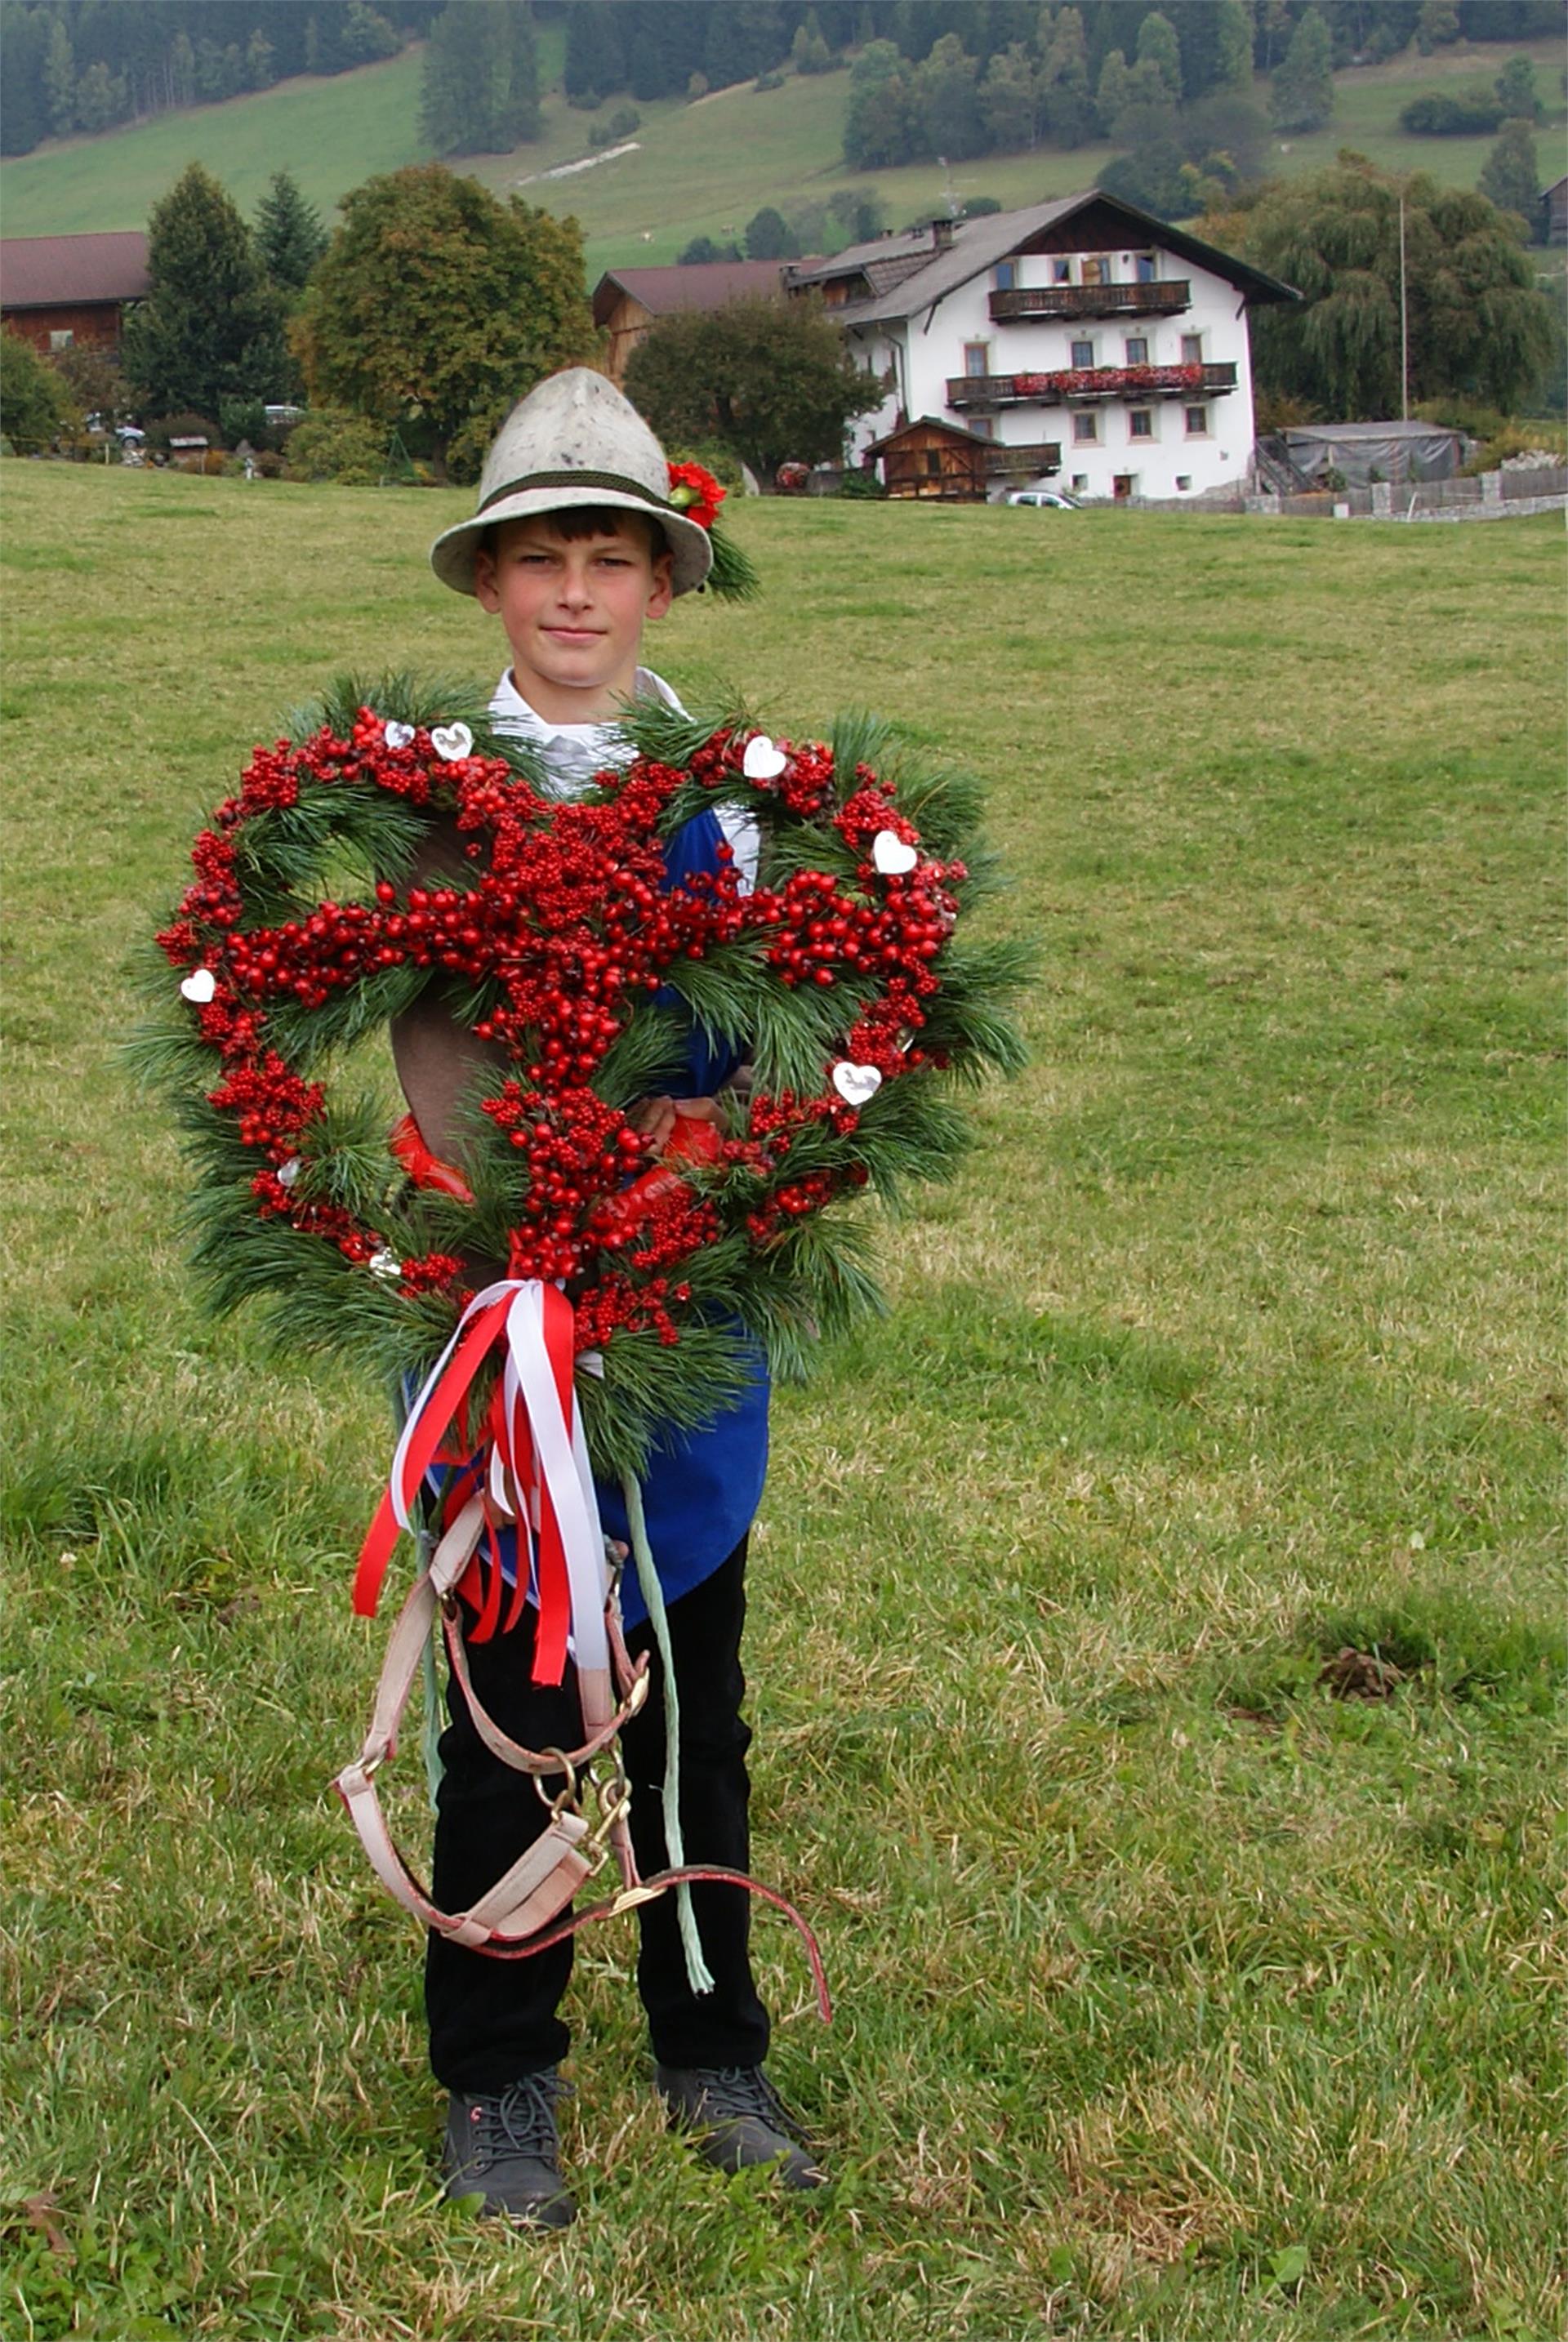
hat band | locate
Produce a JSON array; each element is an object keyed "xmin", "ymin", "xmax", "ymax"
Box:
[{"xmin": 477, "ymin": 466, "xmax": 674, "ymax": 518}]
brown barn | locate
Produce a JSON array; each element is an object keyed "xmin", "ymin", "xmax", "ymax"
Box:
[
  {"xmin": 1544, "ymin": 176, "xmax": 1567, "ymax": 247},
  {"xmin": 591, "ymin": 260, "xmax": 792, "ymax": 385},
  {"xmin": 863, "ymin": 415, "xmax": 994, "ymax": 501},
  {"xmin": 0, "ymin": 232, "xmax": 150, "ymax": 356}
]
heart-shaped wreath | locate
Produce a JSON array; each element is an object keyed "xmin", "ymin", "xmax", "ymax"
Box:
[{"xmin": 136, "ymin": 677, "xmax": 1030, "ymax": 1485}]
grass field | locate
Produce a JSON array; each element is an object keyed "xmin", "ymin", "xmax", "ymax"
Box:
[
  {"xmin": 1, "ymin": 462, "xmax": 1564, "ymax": 2340},
  {"xmin": 0, "ymin": 34, "xmax": 1561, "ymax": 271}
]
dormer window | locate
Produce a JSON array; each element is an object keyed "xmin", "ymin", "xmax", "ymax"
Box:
[
  {"xmin": 994, "ymin": 260, "xmax": 1016, "ymax": 291},
  {"xmin": 1053, "ymin": 260, "xmax": 1072, "ymax": 284},
  {"xmin": 1134, "ymin": 252, "xmax": 1156, "ymax": 282}
]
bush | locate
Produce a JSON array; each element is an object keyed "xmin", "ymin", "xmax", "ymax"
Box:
[
  {"xmin": 837, "ymin": 467, "xmax": 886, "ymax": 497},
  {"xmin": 283, "ymin": 408, "xmax": 386, "ymax": 484},
  {"xmin": 1399, "ymin": 91, "xmax": 1503, "ymax": 134},
  {"xmin": 144, "ymin": 410, "xmax": 223, "ymax": 454},
  {"xmin": 255, "ymin": 448, "xmax": 284, "ymax": 479},
  {"xmin": 678, "ymin": 235, "xmax": 743, "ymax": 265},
  {"xmin": 0, "ymin": 327, "xmax": 68, "ymax": 452},
  {"xmin": 219, "ymin": 396, "xmax": 270, "ymax": 449},
  {"xmin": 961, "ymin": 195, "xmax": 1003, "ymax": 217},
  {"xmin": 755, "ymin": 69, "xmax": 785, "ymax": 91},
  {"xmin": 49, "ymin": 343, "xmax": 124, "ymax": 432},
  {"xmin": 607, "ymin": 104, "xmax": 640, "ymax": 138}
]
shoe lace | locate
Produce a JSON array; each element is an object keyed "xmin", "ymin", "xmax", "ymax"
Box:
[
  {"xmin": 691, "ymin": 2066, "xmax": 808, "ymax": 2144},
  {"xmin": 472, "ymin": 2073, "xmax": 568, "ymax": 2162}
]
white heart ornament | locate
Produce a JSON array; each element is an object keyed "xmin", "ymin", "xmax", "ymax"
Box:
[
  {"xmin": 382, "ymin": 719, "xmax": 416, "ymax": 750},
  {"xmin": 831, "ymin": 1060, "xmax": 882, "ymax": 1108},
  {"xmin": 276, "ymin": 1155, "xmax": 302, "ymax": 1189},
  {"xmin": 430, "ymin": 723, "xmax": 473, "ymax": 763},
  {"xmin": 872, "ymin": 828, "xmax": 919, "ymax": 876},
  {"xmin": 368, "ymin": 1247, "xmax": 403, "ymax": 1280},
  {"xmin": 180, "ymin": 968, "xmax": 216, "ymax": 1004},
  {"xmin": 742, "ymin": 734, "xmax": 787, "ymax": 782}
]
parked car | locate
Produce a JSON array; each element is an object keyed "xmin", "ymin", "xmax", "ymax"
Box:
[{"xmin": 1006, "ymin": 486, "xmax": 1080, "ymax": 509}]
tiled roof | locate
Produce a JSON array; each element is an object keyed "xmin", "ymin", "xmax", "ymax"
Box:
[
  {"xmin": 0, "ymin": 231, "xmax": 150, "ymax": 309},
  {"xmin": 592, "ymin": 260, "xmax": 792, "ymax": 327}
]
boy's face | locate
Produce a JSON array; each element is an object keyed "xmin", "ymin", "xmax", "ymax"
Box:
[{"xmin": 474, "ymin": 512, "xmax": 674, "ymax": 724}]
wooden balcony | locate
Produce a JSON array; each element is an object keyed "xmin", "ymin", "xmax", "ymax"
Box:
[
  {"xmin": 948, "ymin": 361, "xmax": 1238, "ymax": 410},
  {"xmin": 988, "ymin": 280, "xmax": 1191, "ymax": 323},
  {"xmin": 982, "ymin": 441, "xmax": 1062, "ymax": 477}
]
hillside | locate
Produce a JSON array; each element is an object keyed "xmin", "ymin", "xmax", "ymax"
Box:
[{"xmin": 0, "ymin": 33, "xmax": 1560, "ymax": 273}]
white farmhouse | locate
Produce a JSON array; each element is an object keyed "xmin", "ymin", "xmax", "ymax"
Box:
[{"xmin": 786, "ymin": 189, "xmax": 1298, "ymax": 503}]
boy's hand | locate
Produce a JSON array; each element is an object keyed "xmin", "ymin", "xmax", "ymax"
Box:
[{"xmin": 627, "ymin": 1095, "xmax": 725, "ymax": 1151}]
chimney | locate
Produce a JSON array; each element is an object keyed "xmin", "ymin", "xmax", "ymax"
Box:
[{"xmin": 930, "ymin": 216, "xmax": 956, "ymax": 252}]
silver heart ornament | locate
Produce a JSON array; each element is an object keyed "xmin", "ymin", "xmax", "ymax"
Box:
[
  {"xmin": 430, "ymin": 723, "xmax": 474, "ymax": 762},
  {"xmin": 831, "ymin": 1060, "xmax": 883, "ymax": 1107},
  {"xmin": 742, "ymin": 734, "xmax": 788, "ymax": 781},
  {"xmin": 382, "ymin": 720, "xmax": 416, "ymax": 750},
  {"xmin": 180, "ymin": 968, "xmax": 217, "ymax": 1004}
]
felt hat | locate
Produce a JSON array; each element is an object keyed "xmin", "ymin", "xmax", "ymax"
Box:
[{"xmin": 430, "ymin": 367, "xmax": 714, "ymax": 599}]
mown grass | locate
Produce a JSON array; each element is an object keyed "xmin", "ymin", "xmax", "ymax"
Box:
[
  {"xmin": 1, "ymin": 461, "xmax": 1563, "ymax": 2340},
  {"xmin": 1, "ymin": 33, "xmax": 1561, "ymax": 269}
]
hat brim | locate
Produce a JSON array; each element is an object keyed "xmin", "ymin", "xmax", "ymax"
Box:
[{"xmin": 430, "ymin": 483, "xmax": 714, "ymax": 599}]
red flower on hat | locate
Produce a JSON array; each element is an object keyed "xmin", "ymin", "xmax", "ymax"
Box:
[{"xmin": 666, "ymin": 460, "xmax": 726, "ymax": 532}]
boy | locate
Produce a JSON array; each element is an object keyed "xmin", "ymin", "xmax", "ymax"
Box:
[{"xmin": 396, "ymin": 368, "xmax": 821, "ymax": 2228}]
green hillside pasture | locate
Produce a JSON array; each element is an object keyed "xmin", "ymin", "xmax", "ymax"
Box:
[
  {"xmin": 1, "ymin": 34, "xmax": 1561, "ymax": 270},
  {"xmin": 0, "ymin": 48, "xmax": 430, "ymax": 238},
  {"xmin": 1265, "ymin": 35, "xmax": 1568, "ymax": 189},
  {"xmin": 2, "ymin": 462, "xmax": 1563, "ymax": 2340}
]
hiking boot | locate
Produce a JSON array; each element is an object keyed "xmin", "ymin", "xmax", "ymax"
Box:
[
  {"xmin": 443, "ymin": 2071, "xmax": 576, "ymax": 2228},
  {"xmin": 654, "ymin": 2063, "xmax": 828, "ymax": 2189}
]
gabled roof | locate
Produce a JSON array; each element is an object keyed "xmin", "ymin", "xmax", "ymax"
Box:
[
  {"xmin": 0, "ymin": 231, "xmax": 149, "ymax": 309},
  {"xmin": 591, "ymin": 260, "xmax": 792, "ymax": 328},
  {"xmin": 786, "ymin": 191, "xmax": 1297, "ymax": 324},
  {"xmin": 863, "ymin": 413, "xmax": 993, "ymax": 456}
]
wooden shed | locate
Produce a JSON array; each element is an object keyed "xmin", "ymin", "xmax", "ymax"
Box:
[
  {"xmin": 863, "ymin": 414, "xmax": 991, "ymax": 501},
  {"xmin": 591, "ymin": 260, "xmax": 792, "ymax": 385},
  {"xmin": 0, "ymin": 232, "xmax": 149, "ymax": 356}
]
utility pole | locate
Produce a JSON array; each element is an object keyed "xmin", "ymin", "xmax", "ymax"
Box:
[{"xmin": 1398, "ymin": 188, "xmax": 1410, "ymax": 422}]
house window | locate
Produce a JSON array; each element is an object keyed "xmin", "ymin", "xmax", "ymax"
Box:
[
  {"xmin": 1125, "ymin": 336, "xmax": 1149, "ymax": 367},
  {"xmin": 1129, "ymin": 409, "xmax": 1153, "ymax": 439},
  {"xmin": 1184, "ymin": 406, "xmax": 1209, "ymax": 435},
  {"xmin": 1072, "ymin": 412, "xmax": 1098, "ymax": 443},
  {"xmin": 1053, "ymin": 259, "xmax": 1072, "ymax": 284},
  {"xmin": 924, "ymin": 450, "xmax": 942, "ymax": 474},
  {"xmin": 964, "ymin": 343, "xmax": 990, "ymax": 376},
  {"xmin": 1081, "ymin": 256, "xmax": 1107, "ymax": 286},
  {"xmin": 1070, "ymin": 339, "xmax": 1094, "ymax": 368},
  {"xmin": 1134, "ymin": 252, "xmax": 1156, "ymax": 282},
  {"xmin": 994, "ymin": 260, "xmax": 1015, "ymax": 291},
  {"xmin": 1180, "ymin": 333, "xmax": 1203, "ymax": 364},
  {"xmin": 1175, "ymin": 474, "xmax": 1192, "ymax": 491},
  {"xmin": 969, "ymin": 415, "xmax": 994, "ymax": 438},
  {"xmin": 49, "ymin": 328, "xmax": 74, "ymax": 351},
  {"xmin": 1071, "ymin": 474, "xmax": 1089, "ymax": 491}
]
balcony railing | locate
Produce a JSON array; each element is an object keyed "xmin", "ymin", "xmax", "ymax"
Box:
[
  {"xmin": 982, "ymin": 441, "xmax": 1062, "ymax": 477},
  {"xmin": 948, "ymin": 361, "xmax": 1238, "ymax": 409},
  {"xmin": 988, "ymin": 280, "xmax": 1191, "ymax": 323}
]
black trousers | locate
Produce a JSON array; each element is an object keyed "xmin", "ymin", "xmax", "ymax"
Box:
[{"xmin": 425, "ymin": 1537, "xmax": 772, "ymax": 2090}]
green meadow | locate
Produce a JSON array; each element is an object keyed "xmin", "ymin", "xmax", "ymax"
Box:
[
  {"xmin": 0, "ymin": 33, "xmax": 1560, "ymax": 270},
  {"xmin": 1, "ymin": 461, "xmax": 1563, "ymax": 2340}
]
